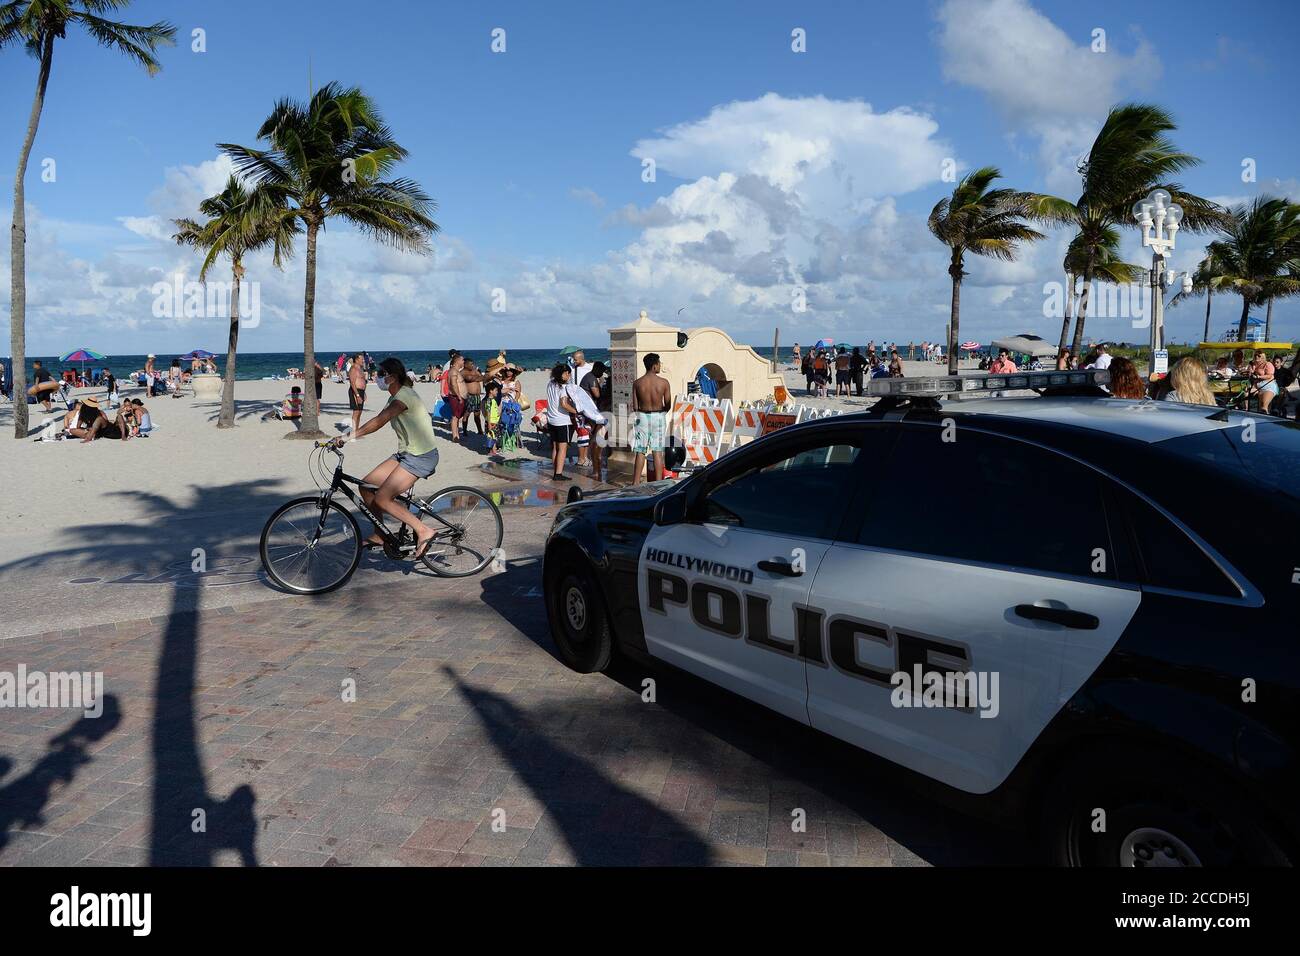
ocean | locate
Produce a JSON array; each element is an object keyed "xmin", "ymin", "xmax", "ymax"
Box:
[{"xmin": 7, "ymin": 345, "xmax": 809, "ymax": 382}]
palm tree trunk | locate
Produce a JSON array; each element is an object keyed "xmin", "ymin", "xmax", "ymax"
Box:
[
  {"xmin": 1202, "ymin": 289, "xmax": 1212, "ymax": 344},
  {"xmin": 1070, "ymin": 260, "xmax": 1095, "ymax": 358},
  {"xmin": 296, "ymin": 218, "xmax": 324, "ymax": 438},
  {"xmin": 1236, "ymin": 296, "xmax": 1250, "ymax": 343},
  {"xmin": 1265, "ymin": 296, "xmax": 1274, "ymax": 343},
  {"xmin": 946, "ymin": 254, "xmax": 961, "ymax": 376},
  {"xmin": 1058, "ymin": 272, "xmax": 1075, "ymax": 353},
  {"xmin": 218, "ymin": 262, "xmax": 242, "ymax": 428},
  {"xmin": 9, "ymin": 34, "xmax": 54, "ymax": 439}
]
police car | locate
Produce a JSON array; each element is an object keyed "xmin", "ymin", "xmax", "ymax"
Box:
[{"xmin": 542, "ymin": 369, "xmax": 1300, "ymax": 866}]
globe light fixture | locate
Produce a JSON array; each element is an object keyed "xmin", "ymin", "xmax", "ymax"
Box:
[{"xmin": 1132, "ymin": 188, "xmax": 1186, "ymax": 361}]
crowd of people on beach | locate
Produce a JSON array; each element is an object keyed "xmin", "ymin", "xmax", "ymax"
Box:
[{"xmin": 795, "ymin": 342, "xmax": 907, "ymax": 398}]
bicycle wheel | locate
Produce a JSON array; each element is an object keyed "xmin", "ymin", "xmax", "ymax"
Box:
[
  {"xmin": 411, "ymin": 486, "xmax": 503, "ymax": 577},
  {"xmin": 260, "ymin": 496, "xmax": 362, "ymax": 594}
]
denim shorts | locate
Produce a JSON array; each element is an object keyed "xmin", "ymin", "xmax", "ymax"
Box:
[{"xmin": 391, "ymin": 447, "xmax": 439, "ymax": 479}]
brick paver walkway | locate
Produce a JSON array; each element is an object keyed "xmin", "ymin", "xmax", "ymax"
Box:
[{"xmin": 0, "ymin": 506, "xmax": 1022, "ymax": 866}]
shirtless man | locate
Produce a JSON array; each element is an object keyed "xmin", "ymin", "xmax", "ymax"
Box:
[
  {"xmin": 631, "ymin": 352, "xmax": 672, "ymax": 484},
  {"xmin": 347, "ymin": 352, "xmax": 367, "ymax": 433},
  {"xmin": 447, "ymin": 353, "xmax": 468, "ymax": 442}
]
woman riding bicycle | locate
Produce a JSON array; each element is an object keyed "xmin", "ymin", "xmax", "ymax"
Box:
[{"xmin": 332, "ymin": 357, "xmax": 439, "ymax": 559}]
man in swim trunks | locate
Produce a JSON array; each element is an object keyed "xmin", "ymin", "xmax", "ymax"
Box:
[
  {"xmin": 447, "ymin": 353, "xmax": 468, "ymax": 443},
  {"xmin": 463, "ymin": 359, "xmax": 484, "ymax": 436},
  {"xmin": 631, "ymin": 352, "xmax": 672, "ymax": 484},
  {"xmin": 348, "ymin": 352, "xmax": 367, "ymax": 434},
  {"xmin": 28, "ymin": 360, "xmax": 60, "ymax": 411}
]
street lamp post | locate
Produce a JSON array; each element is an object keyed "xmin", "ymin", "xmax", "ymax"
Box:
[{"xmin": 1132, "ymin": 189, "xmax": 1185, "ymax": 367}]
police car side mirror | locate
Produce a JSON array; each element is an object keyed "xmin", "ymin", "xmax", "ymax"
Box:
[{"xmin": 654, "ymin": 492, "xmax": 688, "ymax": 526}]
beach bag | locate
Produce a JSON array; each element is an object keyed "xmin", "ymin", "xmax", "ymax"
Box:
[{"xmin": 500, "ymin": 399, "xmax": 522, "ymax": 435}]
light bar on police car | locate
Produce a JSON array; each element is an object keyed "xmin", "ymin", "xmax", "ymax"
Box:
[{"xmin": 867, "ymin": 368, "xmax": 1110, "ymax": 398}]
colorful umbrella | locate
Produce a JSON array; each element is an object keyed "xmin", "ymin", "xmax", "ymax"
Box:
[
  {"xmin": 179, "ymin": 348, "xmax": 216, "ymax": 361},
  {"xmin": 559, "ymin": 345, "xmax": 581, "ymax": 355},
  {"xmin": 960, "ymin": 341, "xmax": 981, "ymax": 350},
  {"xmin": 59, "ymin": 347, "xmax": 106, "ymax": 382}
]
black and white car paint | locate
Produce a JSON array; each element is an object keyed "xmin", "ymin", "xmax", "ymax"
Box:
[{"xmin": 543, "ymin": 393, "xmax": 1300, "ymax": 865}]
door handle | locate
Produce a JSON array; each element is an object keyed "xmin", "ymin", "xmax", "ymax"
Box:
[
  {"xmin": 758, "ymin": 558, "xmax": 802, "ymax": 577},
  {"xmin": 1014, "ymin": 603, "xmax": 1099, "ymax": 630}
]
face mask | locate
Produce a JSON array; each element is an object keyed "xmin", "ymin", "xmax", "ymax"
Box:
[{"xmin": 377, "ymin": 375, "xmax": 390, "ymax": 390}]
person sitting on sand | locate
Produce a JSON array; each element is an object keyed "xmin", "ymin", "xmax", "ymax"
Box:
[
  {"xmin": 128, "ymin": 398, "xmax": 154, "ymax": 436},
  {"xmin": 262, "ymin": 386, "xmax": 304, "ymax": 422},
  {"xmin": 74, "ymin": 396, "xmax": 132, "ymax": 442}
]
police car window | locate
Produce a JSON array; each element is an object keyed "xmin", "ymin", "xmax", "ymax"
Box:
[
  {"xmin": 858, "ymin": 427, "xmax": 1113, "ymax": 579},
  {"xmin": 702, "ymin": 442, "xmax": 860, "ymax": 538},
  {"xmin": 1163, "ymin": 421, "xmax": 1300, "ymax": 503},
  {"xmin": 1115, "ymin": 490, "xmax": 1240, "ymax": 598}
]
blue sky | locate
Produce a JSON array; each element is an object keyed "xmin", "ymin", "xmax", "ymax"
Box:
[{"xmin": 2, "ymin": 0, "xmax": 1297, "ymax": 355}]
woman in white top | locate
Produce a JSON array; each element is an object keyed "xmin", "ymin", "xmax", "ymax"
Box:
[{"xmin": 545, "ymin": 364, "xmax": 579, "ymax": 482}]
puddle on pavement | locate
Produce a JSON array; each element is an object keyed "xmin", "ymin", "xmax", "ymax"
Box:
[{"xmin": 476, "ymin": 456, "xmax": 615, "ymax": 508}]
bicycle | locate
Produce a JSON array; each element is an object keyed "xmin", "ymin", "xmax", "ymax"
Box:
[{"xmin": 259, "ymin": 440, "xmax": 503, "ymax": 595}]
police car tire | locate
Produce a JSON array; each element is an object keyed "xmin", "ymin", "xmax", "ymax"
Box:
[
  {"xmin": 1042, "ymin": 750, "xmax": 1292, "ymax": 867},
  {"xmin": 548, "ymin": 564, "xmax": 614, "ymax": 673}
]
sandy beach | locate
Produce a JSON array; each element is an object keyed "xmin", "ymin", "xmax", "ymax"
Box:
[{"xmin": 0, "ymin": 354, "xmax": 1035, "ymax": 640}]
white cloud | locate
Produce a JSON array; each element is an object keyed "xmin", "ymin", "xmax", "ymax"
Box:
[
  {"xmin": 936, "ymin": 0, "xmax": 1160, "ymax": 195},
  {"xmin": 634, "ymin": 93, "xmax": 954, "ymax": 222}
]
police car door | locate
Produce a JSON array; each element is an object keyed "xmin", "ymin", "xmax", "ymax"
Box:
[
  {"xmin": 639, "ymin": 430, "xmax": 868, "ymax": 724},
  {"xmin": 805, "ymin": 423, "xmax": 1141, "ymax": 794}
]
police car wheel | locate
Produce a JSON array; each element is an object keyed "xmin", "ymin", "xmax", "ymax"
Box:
[
  {"xmin": 547, "ymin": 564, "xmax": 613, "ymax": 673},
  {"xmin": 1043, "ymin": 752, "xmax": 1292, "ymax": 867}
]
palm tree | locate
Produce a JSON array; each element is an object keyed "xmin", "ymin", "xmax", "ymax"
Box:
[
  {"xmin": 928, "ymin": 167, "xmax": 1054, "ymax": 375},
  {"xmin": 1201, "ymin": 197, "xmax": 1300, "ymax": 343},
  {"xmin": 1043, "ymin": 104, "xmax": 1222, "ymax": 359},
  {"xmin": 1058, "ymin": 229, "xmax": 1144, "ymax": 352},
  {"xmin": 221, "ymin": 83, "xmax": 438, "ymax": 438},
  {"xmin": 1168, "ymin": 248, "xmax": 1227, "ymax": 344},
  {"xmin": 173, "ymin": 177, "xmax": 298, "ymax": 428},
  {"xmin": 1, "ymin": 0, "xmax": 174, "ymax": 439}
]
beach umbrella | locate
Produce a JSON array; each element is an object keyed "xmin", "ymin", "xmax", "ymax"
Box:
[
  {"xmin": 559, "ymin": 345, "xmax": 581, "ymax": 355},
  {"xmin": 59, "ymin": 347, "xmax": 106, "ymax": 382},
  {"xmin": 813, "ymin": 338, "xmax": 835, "ymax": 349},
  {"xmin": 960, "ymin": 341, "xmax": 980, "ymax": 351},
  {"xmin": 180, "ymin": 348, "xmax": 216, "ymax": 360}
]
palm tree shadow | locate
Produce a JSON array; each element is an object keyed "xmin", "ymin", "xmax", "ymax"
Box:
[
  {"xmin": 148, "ymin": 603, "xmax": 258, "ymax": 866},
  {"xmin": 0, "ymin": 696, "xmax": 122, "ymax": 856},
  {"xmin": 0, "ymin": 477, "xmax": 296, "ymax": 866},
  {"xmin": 447, "ymin": 668, "xmax": 712, "ymax": 865}
]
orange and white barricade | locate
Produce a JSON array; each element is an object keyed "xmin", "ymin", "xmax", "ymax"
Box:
[
  {"xmin": 680, "ymin": 399, "xmax": 732, "ymax": 466},
  {"xmin": 728, "ymin": 406, "xmax": 767, "ymax": 451},
  {"xmin": 669, "ymin": 398, "xmax": 696, "ymax": 442}
]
